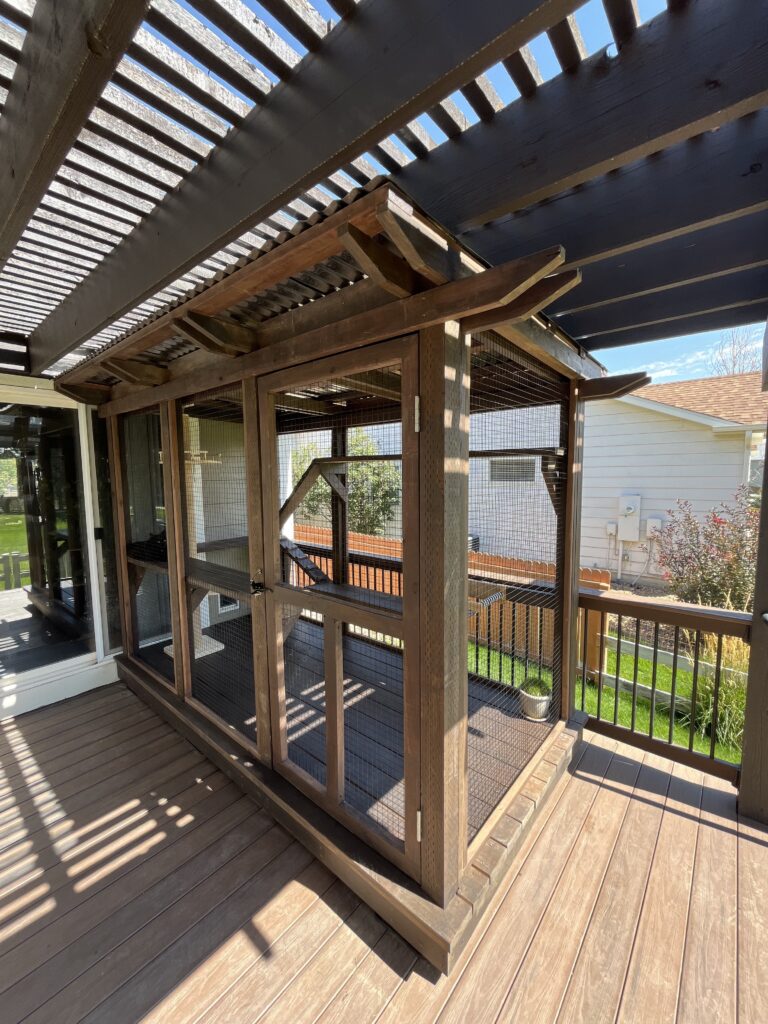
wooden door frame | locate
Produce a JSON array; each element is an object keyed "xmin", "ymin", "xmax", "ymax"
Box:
[{"xmin": 257, "ymin": 334, "xmax": 421, "ymax": 881}]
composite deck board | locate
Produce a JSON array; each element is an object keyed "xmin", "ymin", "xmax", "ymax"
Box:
[{"xmin": 0, "ymin": 683, "xmax": 758, "ymax": 1024}]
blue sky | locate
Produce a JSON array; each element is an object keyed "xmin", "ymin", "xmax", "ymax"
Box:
[{"xmin": 593, "ymin": 324, "xmax": 765, "ymax": 382}]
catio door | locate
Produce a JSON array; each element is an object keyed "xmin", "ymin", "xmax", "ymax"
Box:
[
  {"xmin": 258, "ymin": 337, "xmax": 421, "ymax": 879},
  {"xmin": 176, "ymin": 383, "xmax": 269, "ymax": 759}
]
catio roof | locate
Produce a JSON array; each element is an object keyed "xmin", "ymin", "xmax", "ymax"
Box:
[
  {"xmin": 0, "ymin": 0, "xmax": 766, "ymax": 376},
  {"xmin": 636, "ymin": 371, "xmax": 768, "ymax": 428}
]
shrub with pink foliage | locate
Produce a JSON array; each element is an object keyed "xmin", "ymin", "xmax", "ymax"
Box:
[{"xmin": 653, "ymin": 487, "xmax": 759, "ymax": 611}]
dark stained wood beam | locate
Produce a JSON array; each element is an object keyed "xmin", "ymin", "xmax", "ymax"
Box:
[
  {"xmin": 176, "ymin": 310, "xmax": 259, "ymax": 355},
  {"xmin": 57, "ymin": 381, "xmax": 112, "ymax": 404},
  {"xmin": 29, "ymin": 0, "xmax": 586, "ymax": 372},
  {"xmin": 579, "ymin": 371, "xmax": 650, "ymax": 400},
  {"xmin": 102, "ymin": 357, "xmax": 169, "ymax": 386},
  {"xmin": 463, "ymin": 113, "xmax": 768, "ymax": 271},
  {"xmin": 550, "ymin": 213, "xmax": 768, "ymax": 317},
  {"xmin": 558, "ymin": 264, "xmax": 768, "ymax": 342},
  {"xmin": 0, "ymin": 0, "xmax": 148, "ymax": 274},
  {"xmin": 583, "ymin": 302, "xmax": 768, "ymax": 350},
  {"xmin": 397, "ymin": 0, "xmax": 768, "ymax": 230},
  {"xmin": 337, "ymin": 223, "xmax": 419, "ymax": 298},
  {"xmin": 461, "ymin": 269, "xmax": 581, "ymax": 332}
]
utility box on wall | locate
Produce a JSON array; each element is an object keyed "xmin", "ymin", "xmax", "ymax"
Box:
[{"xmin": 617, "ymin": 494, "xmax": 641, "ymax": 542}]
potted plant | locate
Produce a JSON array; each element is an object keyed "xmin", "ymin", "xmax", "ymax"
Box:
[{"xmin": 519, "ymin": 676, "xmax": 552, "ymax": 722}]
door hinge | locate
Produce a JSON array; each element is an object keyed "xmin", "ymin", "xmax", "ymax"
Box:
[
  {"xmin": 414, "ymin": 395, "xmax": 420, "ymax": 433},
  {"xmin": 416, "ymin": 808, "xmax": 422, "ymax": 842}
]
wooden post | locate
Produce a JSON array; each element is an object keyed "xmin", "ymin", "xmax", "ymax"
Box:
[
  {"xmin": 739, "ymin": 423, "xmax": 768, "ymax": 822},
  {"xmin": 419, "ymin": 320, "xmax": 470, "ymax": 906},
  {"xmin": 107, "ymin": 415, "xmax": 133, "ymax": 654},
  {"xmin": 161, "ymin": 401, "xmax": 190, "ymax": 701},
  {"xmin": 331, "ymin": 426, "xmax": 348, "ymax": 586},
  {"xmin": 243, "ymin": 376, "xmax": 273, "ymax": 765},
  {"xmin": 561, "ymin": 381, "xmax": 585, "ymax": 718}
]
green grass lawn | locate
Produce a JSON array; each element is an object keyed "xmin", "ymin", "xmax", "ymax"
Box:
[
  {"xmin": 468, "ymin": 638, "xmax": 742, "ymax": 766},
  {"xmin": 0, "ymin": 514, "xmax": 27, "ymax": 556}
]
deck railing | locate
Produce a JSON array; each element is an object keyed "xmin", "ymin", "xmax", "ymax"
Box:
[{"xmin": 577, "ymin": 589, "xmax": 751, "ymax": 782}]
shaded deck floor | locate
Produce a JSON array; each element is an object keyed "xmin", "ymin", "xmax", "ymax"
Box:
[
  {"xmin": 0, "ymin": 683, "xmax": 765, "ymax": 1023},
  {"xmin": 0, "ymin": 588, "xmax": 89, "ymax": 677}
]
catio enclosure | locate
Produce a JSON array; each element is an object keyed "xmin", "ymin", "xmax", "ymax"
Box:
[{"xmin": 68, "ymin": 183, "xmax": 615, "ymax": 964}]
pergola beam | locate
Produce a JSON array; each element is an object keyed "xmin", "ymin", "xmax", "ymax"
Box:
[
  {"xmin": 0, "ymin": 0, "xmax": 148, "ymax": 275},
  {"xmin": 29, "ymin": 0, "xmax": 585, "ymax": 373},
  {"xmin": 397, "ymin": 0, "xmax": 768, "ymax": 230},
  {"xmin": 463, "ymin": 113, "xmax": 768, "ymax": 271}
]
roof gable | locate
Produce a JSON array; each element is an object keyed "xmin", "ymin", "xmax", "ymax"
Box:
[{"xmin": 635, "ymin": 372, "xmax": 768, "ymax": 426}]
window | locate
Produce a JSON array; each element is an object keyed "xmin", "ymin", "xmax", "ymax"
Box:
[
  {"xmin": 218, "ymin": 593, "xmax": 241, "ymax": 614},
  {"xmin": 489, "ymin": 457, "xmax": 536, "ymax": 483}
]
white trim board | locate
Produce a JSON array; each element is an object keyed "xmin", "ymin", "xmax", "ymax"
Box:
[
  {"xmin": 619, "ymin": 394, "xmax": 750, "ymax": 434},
  {"xmin": 0, "ymin": 653, "xmax": 118, "ymax": 720}
]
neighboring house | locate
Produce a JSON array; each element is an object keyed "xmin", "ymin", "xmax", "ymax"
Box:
[{"xmin": 581, "ymin": 372, "xmax": 767, "ymax": 583}]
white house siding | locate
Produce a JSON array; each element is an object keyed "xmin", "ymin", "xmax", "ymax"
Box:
[{"xmin": 581, "ymin": 398, "xmax": 748, "ymax": 581}]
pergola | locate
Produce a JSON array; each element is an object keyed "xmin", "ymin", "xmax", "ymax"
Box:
[{"xmin": 0, "ymin": 0, "xmax": 766, "ymax": 973}]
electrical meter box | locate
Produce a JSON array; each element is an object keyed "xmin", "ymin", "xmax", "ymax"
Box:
[{"xmin": 617, "ymin": 494, "xmax": 641, "ymax": 542}]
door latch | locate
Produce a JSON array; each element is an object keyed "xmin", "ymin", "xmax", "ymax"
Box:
[{"xmin": 250, "ymin": 578, "xmax": 270, "ymax": 596}]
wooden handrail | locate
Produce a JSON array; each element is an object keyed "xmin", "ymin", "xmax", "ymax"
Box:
[{"xmin": 578, "ymin": 587, "xmax": 751, "ymax": 642}]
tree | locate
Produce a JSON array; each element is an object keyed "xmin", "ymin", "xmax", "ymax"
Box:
[
  {"xmin": 653, "ymin": 487, "xmax": 759, "ymax": 611},
  {"xmin": 291, "ymin": 428, "xmax": 401, "ymax": 536},
  {"xmin": 708, "ymin": 326, "xmax": 761, "ymax": 377}
]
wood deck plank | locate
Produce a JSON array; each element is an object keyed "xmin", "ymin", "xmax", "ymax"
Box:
[
  {"xmin": 677, "ymin": 775, "xmax": 737, "ymax": 1024},
  {"xmin": 433, "ymin": 737, "xmax": 617, "ymax": 1024},
  {"xmin": 0, "ymin": 687, "xmax": 755, "ymax": 1024},
  {"xmin": 0, "ymin": 780, "xmax": 243, "ymax": 953},
  {"xmin": 137, "ymin": 861, "xmax": 336, "ymax": 1024},
  {"xmin": 195, "ymin": 881, "xmax": 362, "ymax": 1024},
  {"xmin": 736, "ymin": 813, "xmax": 768, "ymax": 1023},
  {"xmin": 495, "ymin": 743, "xmax": 646, "ymax": 1024},
  {"xmin": 555, "ymin": 752, "xmax": 673, "ymax": 1024},
  {"xmin": 617, "ymin": 761, "xmax": 704, "ymax": 1024},
  {"xmin": 21, "ymin": 822, "xmax": 292, "ymax": 1024}
]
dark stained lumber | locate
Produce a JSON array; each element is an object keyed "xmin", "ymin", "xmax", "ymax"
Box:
[
  {"xmin": 397, "ymin": 0, "xmax": 768, "ymax": 230},
  {"xmin": 503, "ymin": 45, "xmax": 543, "ymax": 98},
  {"xmin": 579, "ymin": 371, "xmax": 650, "ymax": 400},
  {"xmin": 740, "ymin": 439, "xmax": 768, "ymax": 822},
  {"xmin": 57, "ymin": 185, "xmax": 388, "ymax": 382},
  {"xmin": 0, "ymin": 0, "xmax": 148, "ymax": 274},
  {"xmin": 550, "ymin": 213, "xmax": 768, "ymax": 317},
  {"xmin": 101, "ymin": 356, "xmax": 170, "ymax": 386},
  {"xmin": 463, "ymin": 112, "xmax": 768, "ymax": 271},
  {"xmin": 30, "ymin": 0, "xmax": 587, "ymax": 372},
  {"xmin": 56, "ymin": 381, "xmax": 112, "ymax": 405},
  {"xmin": 558, "ymin": 263, "xmax": 768, "ymax": 341},
  {"xmin": 175, "ymin": 310, "xmax": 259, "ymax": 355},
  {"xmin": 603, "ymin": 0, "xmax": 639, "ymax": 47},
  {"xmin": 98, "ymin": 247, "xmax": 567, "ymax": 416},
  {"xmin": 582, "ymin": 302, "xmax": 768, "ymax": 350},
  {"xmin": 461, "ymin": 269, "xmax": 581, "ymax": 333},
  {"xmin": 547, "ymin": 14, "xmax": 586, "ymax": 72},
  {"xmin": 337, "ymin": 223, "xmax": 420, "ymax": 298},
  {"xmin": 259, "ymin": 0, "xmax": 328, "ymax": 51}
]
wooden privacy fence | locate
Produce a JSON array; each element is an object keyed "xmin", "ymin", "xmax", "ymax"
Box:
[{"xmin": 293, "ymin": 525, "xmax": 611, "ymax": 673}]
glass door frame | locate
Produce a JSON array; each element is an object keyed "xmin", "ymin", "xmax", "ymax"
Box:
[{"xmin": 257, "ymin": 335, "xmax": 421, "ymax": 880}]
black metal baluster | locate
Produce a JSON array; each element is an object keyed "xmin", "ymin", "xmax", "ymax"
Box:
[
  {"xmin": 709, "ymin": 634, "xmax": 723, "ymax": 760},
  {"xmin": 649, "ymin": 622, "xmax": 660, "ymax": 738},
  {"xmin": 614, "ymin": 614, "xmax": 623, "ymax": 726},
  {"xmin": 669, "ymin": 626, "xmax": 680, "ymax": 744},
  {"xmin": 631, "ymin": 618, "xmax": 640, "ymax": 733},
  {"xmin": 597, "ymin": 611, "xmax": 606, "ymax": 720},
  {"xmin": 581, "ymin": 608, "xmax": 588, "ymax": 713},
  {"xmin": 688, "ymin": 629, "xmax": 701, "ymax": 752}
]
